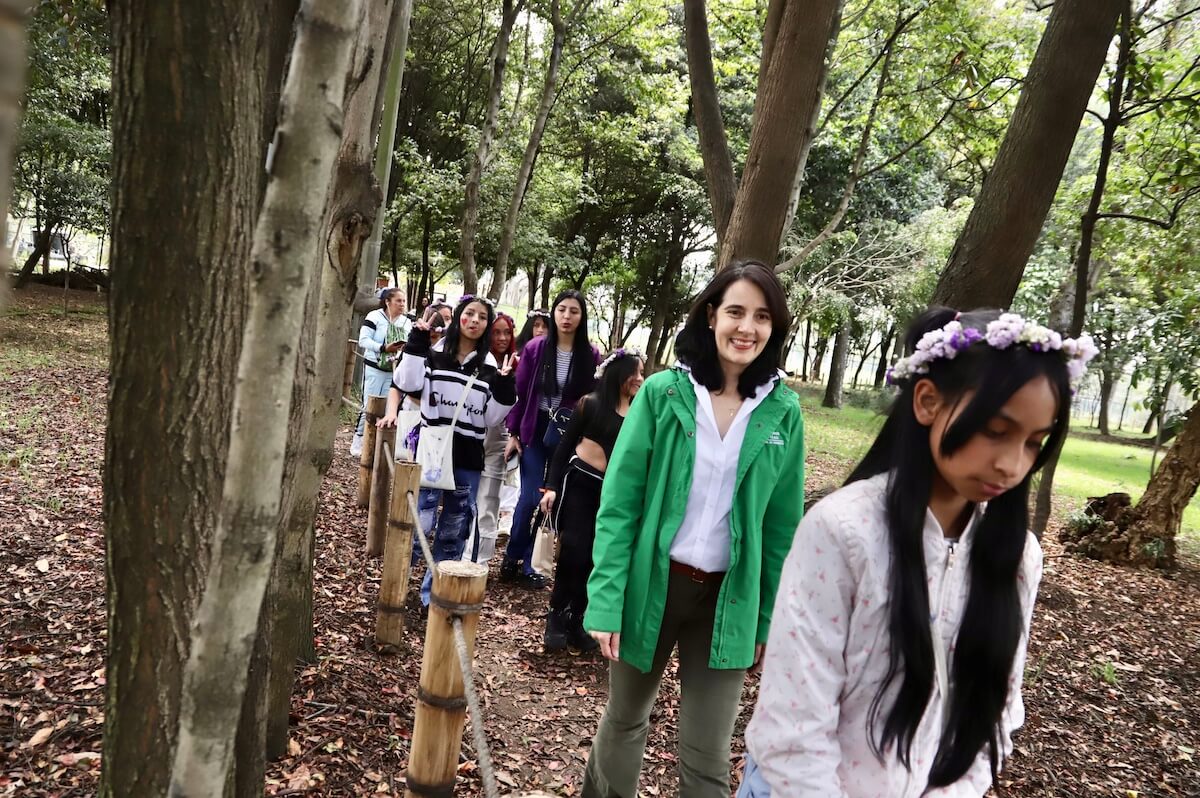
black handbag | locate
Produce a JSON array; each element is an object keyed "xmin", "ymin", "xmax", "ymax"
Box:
[{"xmin": 541, "ymin": 405, "xmax": 573, "ymax": 449}]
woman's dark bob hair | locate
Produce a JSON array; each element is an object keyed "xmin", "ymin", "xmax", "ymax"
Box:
[{"xmin": 674, "ymin": 260, "xmax": 791, "ymax": 398}]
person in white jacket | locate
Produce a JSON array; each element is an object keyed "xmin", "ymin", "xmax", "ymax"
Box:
[
  {"xmin": 351, "ymin": 289, "xmax": 413, "ymax": 456},
  {"xmin": 741, "ymin": 308, "xmax": 1098, "ymax": 798}
]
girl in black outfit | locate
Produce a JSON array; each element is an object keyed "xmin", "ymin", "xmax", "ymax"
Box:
[{"xmin": 539, "ymin": 349, "xmax": 645, "ymax": 651}]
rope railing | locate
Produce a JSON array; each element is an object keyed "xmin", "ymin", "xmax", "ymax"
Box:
[{"xmin": 407, "ymin": 490, "xmax": 501, "ymax": 798}]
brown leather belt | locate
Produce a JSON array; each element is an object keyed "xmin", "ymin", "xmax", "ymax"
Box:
[{"xmin": 669, "ymin": 560, "xmax": 725, "ymax": 584}]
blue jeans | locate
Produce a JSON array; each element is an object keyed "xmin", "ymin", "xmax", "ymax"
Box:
[
  {"xmin": 356, "ymin": 365, "xmax": 394, "ymax": 437},
  {"xmin": 736, "ymin": 754, "xmax": 770, "ymax": 797},
  {"xmin": 414, "ymin": 467, "xmax": 481, "ymax": 606},
  {"xmin": 504, "ymin": 413, "xmax": 552, "ymax": 575}
]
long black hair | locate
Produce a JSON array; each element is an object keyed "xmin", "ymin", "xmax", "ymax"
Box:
[
  {"xmin": 846, "ymin": 307, "xmax": 1071, "ymax": 788},
  {"xmin": 516, "ymin": 309, "xmax": 550, "ymax": 352},
  {"xmin": 440, "ymin": 296, "xmax": 495, "ymax": 367},
  {"xmin": 539, "ymin": 290, "xmax": 594, "ymax": 400},
  {"xmin": 674, "ymin": 261, "xmax": 790, "ymax": 398},
  {"xmin": 591, "ymin": 351, "xmax": 644, "ymax": 415}
]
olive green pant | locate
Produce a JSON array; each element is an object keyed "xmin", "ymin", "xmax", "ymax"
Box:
[{"xmin": 582, "ymin": 570, "xmax": 748, "ymax": 798}]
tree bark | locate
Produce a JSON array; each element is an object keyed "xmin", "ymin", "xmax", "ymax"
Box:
[
  {"xmin": 873, "ymin": 324, "xmax": 895, "ymax": 388},
  {"xmin": 489, "ymin": 0, "xmax": 585, "ymax": 301},
  {"xmin": 168, "ymin": 2, "xmax": 361, "ymax": 793},
  {"xmin": 717, "ymin": 0, "xmax": 843, "ymax": 270},
  {"xmin": 459, "ymin": 0, "xmax": 523, "ymax": 295},
  {"xmin": 645, "ymin": 218, "xmax": 684, "ymax": 370},
  {"xmin": 1124, "ymin": 399, "xmax": 1199, "ymax": 567},
  {"xmin": 102, "ymin": 1, "xmax": 268, "ymax": 795},
  {"xmin": 682, "ymin": 0, "xmax": 736, "ymax": 247},
  {"xmin": 931, "ymin": 0, "xmax": 1121, "ymax": 309},
  {"xmin": 810, "ymin": 334, "xmax": 829, "ymax": 382},
  {"xmin": 0, "ymin": 0, "xmax": 32, "ymax": 307},
  {"xmin": 13, "ymin": 218, "xmax": 59, "ymax": 288},
  {"xmin": 821, "ymin": 320, "xmax": 850, "ymax": 408},
  {"xmin": 1097, "ymin": 362, "xmax": 1115, "ymax": 435}
]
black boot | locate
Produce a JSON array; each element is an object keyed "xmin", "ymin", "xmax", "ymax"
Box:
[
  {"xmin": 544, "ymin": 607, "xmax": 569, "ymax": 652},
  {"xmin": 566, "ymin": 611, "xmax": 599, "ymax": 653},
  {"xmin": 499, "ymin": 558, "xmax": 521, "ymax": 583}
]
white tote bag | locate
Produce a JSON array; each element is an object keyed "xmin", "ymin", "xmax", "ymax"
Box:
[{"xmin": 416, "ymin": 371, "xmax": 478, "ymax": 490}]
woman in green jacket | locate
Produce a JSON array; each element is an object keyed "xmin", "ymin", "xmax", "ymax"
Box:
[{"xmin": 582, "ymin": 262, "xmax": 806, "ymax": 798}]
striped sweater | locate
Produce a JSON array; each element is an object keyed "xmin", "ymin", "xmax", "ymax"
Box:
[{"xmin": 394, "ymin": 327, "xmax": 516, "ymax": 472}]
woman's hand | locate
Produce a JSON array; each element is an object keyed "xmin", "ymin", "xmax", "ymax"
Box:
[
  {"xmin": 384, "ymin": 341, "xmax": 403, "ymax": 353},
  {"xmin": 498, "ymin": 352, "xmax": 519, "ymax": 377},
  {"xmin": 750, "ymin": 644, "xmax": 766, "ymax": 675},
  {"xmin": 413, "ymin": 317, "xmax": 432, "ymax": 332},
  {"xmin": 505, "ymin": 435, "xmax": 523, "ymax": 460},
  {"xmin": 591, "ymin": 631, "xmax": 620, "ymax": 662},
  {"xmin": 377, "ymin": 412, "xmax": 397, "ymax": 429},
  {"xmin": 539, "ymin": 490, "xmax": 556, "ymax": 515}
]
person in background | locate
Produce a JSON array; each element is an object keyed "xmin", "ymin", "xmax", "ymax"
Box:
[
  {"xmin": 351, "ymin": 288, "xmax": 412, "ymax": 457},
  {"xmin": 580, "ymin": 262, "xmax": 805, "ymax": 798},
  {"xmin": 539, "ymin": 348, "xmax": 644, "ymax": 653},
  {"xmin": 739, "ymin": 309, "xmax": 1093, "ymax": 798},
  {"xmin": 515, "ymin": 309, "xmax": 551, "ymax": 352},
  {"xmin": 379, "ymin": 295, "xmax": 517, "ymax": 606},
  {"xmin": 464, "ymin": 311, "xmax": 518, "ymax": 563},
  {"xmin": 501, "ymin": 290, "xmax": 601, "ymax": 589}
]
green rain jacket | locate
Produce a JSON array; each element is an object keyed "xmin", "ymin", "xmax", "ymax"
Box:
[{"xmin": 583, "ymin": 367, "xmax": 805, "ymax": 672}]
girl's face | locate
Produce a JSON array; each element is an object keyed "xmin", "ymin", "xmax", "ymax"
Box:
[
  {"xmin": 622, "ymin": 360, "xmax": 645, "ymax": 398},
  {"xmin": 386, "ymin": 293, "xmax": 406, "ymax": 317},
  {"xmin": 458, "ymin": 301, "xmax": 490, "ymax": 342},
  {"xmin": 532, "ymin": 318, "xmax": 549, "ymax": 338},
  {"xmin": 554, "ymin": 299, "xmax": 582, "ymax": 336},
  {"xmin": 707, "ymin": 279, "xmax": 772, "ymax": 370},
  {"xmin": 916, "ymin": 375, "xmax": 1058, "ymax": 504},
  {"xmin": 490, "ymin": 318, "xmax": 513, "ymax": 357}
]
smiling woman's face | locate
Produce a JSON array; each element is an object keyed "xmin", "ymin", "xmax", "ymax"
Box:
[{"xmin": 707, "ymin": 278, "xmax": 772, "ymax": 371}]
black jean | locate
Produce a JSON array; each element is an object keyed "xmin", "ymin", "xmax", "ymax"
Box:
[{"xmin": 549, "ymin": 457, "xmax": 604, "ymax": 615}]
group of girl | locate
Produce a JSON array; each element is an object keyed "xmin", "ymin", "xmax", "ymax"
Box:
[{"xmin": 369, "ymin": 260, "xmax": 1096, "ymax": 798}]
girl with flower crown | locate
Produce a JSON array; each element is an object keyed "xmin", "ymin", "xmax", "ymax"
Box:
[
  {"xmin": 738, "ymin": 307, "xmax": 1097, "ymax": 798},
  {"xmin": 538, "ymin": 348, "xmax": 646, "ymax": 653}
]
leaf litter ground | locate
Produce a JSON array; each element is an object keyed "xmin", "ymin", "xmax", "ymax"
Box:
[{"xmin": 1, "ymin": 285, "xmax": 1197, "ymax": 796}]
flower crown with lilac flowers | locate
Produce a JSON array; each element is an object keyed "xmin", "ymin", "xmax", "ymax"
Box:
[
  {"xmin": 595, "ymin": 347, "xmax": 644, "ymax": 379},
  {"xmin": 456, "ymin": 293, "xmax": 495, "ymax": 308},
  {"xmin": 885, "ymin": 312, "xmax": 1098, "ymax": 388}
]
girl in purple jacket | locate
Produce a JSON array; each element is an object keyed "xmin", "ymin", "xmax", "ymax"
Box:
[{"xmin": 501, "ymin": 289, "xmax": 601, "ymax": 588}]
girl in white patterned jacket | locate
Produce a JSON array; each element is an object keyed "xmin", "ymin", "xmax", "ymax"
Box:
[{"xmin": 740, "ymin": 308, "xmax": 1097, "ymax": 798}]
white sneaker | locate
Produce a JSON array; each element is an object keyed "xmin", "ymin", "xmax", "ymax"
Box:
[{"xmin": 350, "ymin": 433, "xmax": 363, "ymax": 458}]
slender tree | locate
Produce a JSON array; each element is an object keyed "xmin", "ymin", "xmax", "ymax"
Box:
[{"xmin": 0, "ymin": 0, "xmax": 33, "ymax": 308}]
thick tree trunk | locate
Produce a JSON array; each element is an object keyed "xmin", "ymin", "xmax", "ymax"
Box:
[
  {"xmin": 459, "ymin": 0, "xmax": 523, "ymax": 295},
  {"xmin": 1124, "ymin": 399, "xmax": 1200, "ymax": 567},
  {"xmin": 13, "ymin": 219, "xmax": 58, "ymax": 288},
  {"xmin": 1097, "ymin": 364, "xmax": 1116, "ymax": 435},
  {"xmin": 717, "ymin": 0, "xmax": 843, "ymax": 270},
  {"xmin": 0, "ymin": 0, "xmax": 32, "ymax": 307},
  {"xmin": 931, "ymin": 0, "xmax": 1121, "ymax": 309},
  {"xmin": 489, "ymin": 0, "xmax": 584, "ymax": 301},
  {"xmin": 102, "ymin": 1, "xmax": 267, "ymax": 795},
  {"xmin": 168, "ymin": 2, "xmax": 361, "ymax": 793},
  {"xmin": 821, "ymin": 320, "xmax": 850, "ymax": 408}
]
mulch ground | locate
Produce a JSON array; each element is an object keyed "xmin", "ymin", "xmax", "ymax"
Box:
[{"xmin": 1, "ymin": 285, "xmax": 1198, "ymax": 797}]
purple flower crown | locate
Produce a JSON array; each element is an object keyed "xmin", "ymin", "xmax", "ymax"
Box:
[
  {"xmin": 886, "ymin": 313, "xmax": 1098, "ymax": 387},
  {"xmin": 595, "ymin": 347, "xmax": 644, "ymax": 379}
]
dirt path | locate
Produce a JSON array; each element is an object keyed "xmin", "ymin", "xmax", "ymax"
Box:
[{"xmin": 1, "ymin": 286, "xmax": 1197, "ymax": 796}]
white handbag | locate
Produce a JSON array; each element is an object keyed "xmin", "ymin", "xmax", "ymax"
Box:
[
  {"xmin": 396, "ymin": 407, "xmax": 422, "ymax": 459},
  {"xmin": 416, "ymin": 371, "xmax": 478, "ymax": 490}
]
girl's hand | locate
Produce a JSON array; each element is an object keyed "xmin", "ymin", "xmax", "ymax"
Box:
[
  {"xmin": 377, "ymin": 412, "xmax": 397, "ymax": 429},
  {"xmin": 498, "ymin": 352, "xmax": 519, "ymax": 377},
  {"xmin": 539, "ymin": 490, "xmax": 556, "ymax": 515},
  {"xmin": 591, "ymin": 631, "xmax": 620, "ymax": 661},
  {"xmin": 505, "ymin": 436, "xmax": 523, "ymax": 460},
  {"xmin": 413, "ymin": 317, "xmax": 432, "ymax": 332},
  {"xmin": 750, "ymin": 644, "xmax": 766, "ymax": 675}
]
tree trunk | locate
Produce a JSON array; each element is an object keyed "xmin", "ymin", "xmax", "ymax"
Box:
[
  {"xmin": 168, "ymin": 2, "xmax": 361, "ymax": 793},
  {"xmin": 810, "ymin": 334, "xmax": 829, "ymax": 382},
  {"xmin": 821, "ymin": 320, "xmax": 850, "ymax": 408},
  {"xmin": 1118, "ymin": 377, "xmax": 1133, "ymax": 431},
  {"xmin": 540, "ymin": 262, "xmax": 553, "ymax": 309},
  {"xmin": 873, "ymin": 325, "xmax": 895, "ymax": 388},
  {"xmin": 13, "ymin": 218, "xmax": 58, "ymax": 288},
  {"xmin": 489, "ymin": 0, "xmax": 583, "ymax": 301},
  {"xmin": 931, "ymin": 0, "xmax": 1121, "ymax": 309},
  {"xmin": 102, "ymin": 1, "xmax": 267, "ymax": 794},
  {"xmin": 1123, "ymin": 399, "xmax": 1200, "ymax": 567},
  {"xmin": 0, "ymin": 0, "xmax": 33, "ymax": 308},
  {"xmin": 1097, "ymin": 363, "xmax": 1115, "ymax": 435},
  {"xmin": 801, "ymin": 319, "xmax": 812, "ymax": 380},
  {"xmin": 716, "ymin": 0, "xmax": 844, "ymax": 270},
  {"xmin": 645, "ymin": 219, "xmax": 684, "ymax": 370},
  {"xmin": 459, "ymin": 0, "xmax": 523, "ymax": 295}
]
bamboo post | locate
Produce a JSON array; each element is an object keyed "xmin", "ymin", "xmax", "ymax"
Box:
[
  {"xmin": 367, "ymin": 427, "xmax": 397, "ymax": 557},
  {"xmin": 405, "ymin": 561, "xmax": 488, "ymax": 798},
  {"xmin": 342, "ymin": 339, "xmax": 357, "ymax": 399},
  {"xmin": 357, "ymin": 394, "xmax": 387, "ymax": 507},
  {"xmin": 376, "ymin": 461, "xmax": 420, "ymax": 649}
]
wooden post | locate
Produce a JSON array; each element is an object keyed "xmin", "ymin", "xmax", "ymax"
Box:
[
  {"xmin": 376, "ymin": 461, "xmax": 420, "ymax": 649},
  {"xmin": 405, "ymin": 561, "xmax": 488, "ymax": 798},
  {"xmin": 342, "ymin": 339, "xmax": 357, "ymax": 399},
  {"xmin": 357, "ymin": 394, "xmax": 387, "ymax": 507},
  {"xmin": 367, "ymin": 424, "xmax": 397, "ymax": 557}
]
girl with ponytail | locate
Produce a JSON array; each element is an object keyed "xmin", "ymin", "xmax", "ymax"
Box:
[{"xmin": 740, "ymin": 307, "xmax": 1097, "ymax": 797}]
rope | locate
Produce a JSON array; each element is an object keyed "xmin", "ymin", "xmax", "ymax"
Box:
[
  {"xmin": 406, "ymin": 491, "xmax": 500, "ymax": 798},
  {"xmin": 341, "ymin": 396, "xmax": 358, "ymax": 411},
  {"xmin": 381, "ymin": 442, "xmax": 395, "ymax": 477}
]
